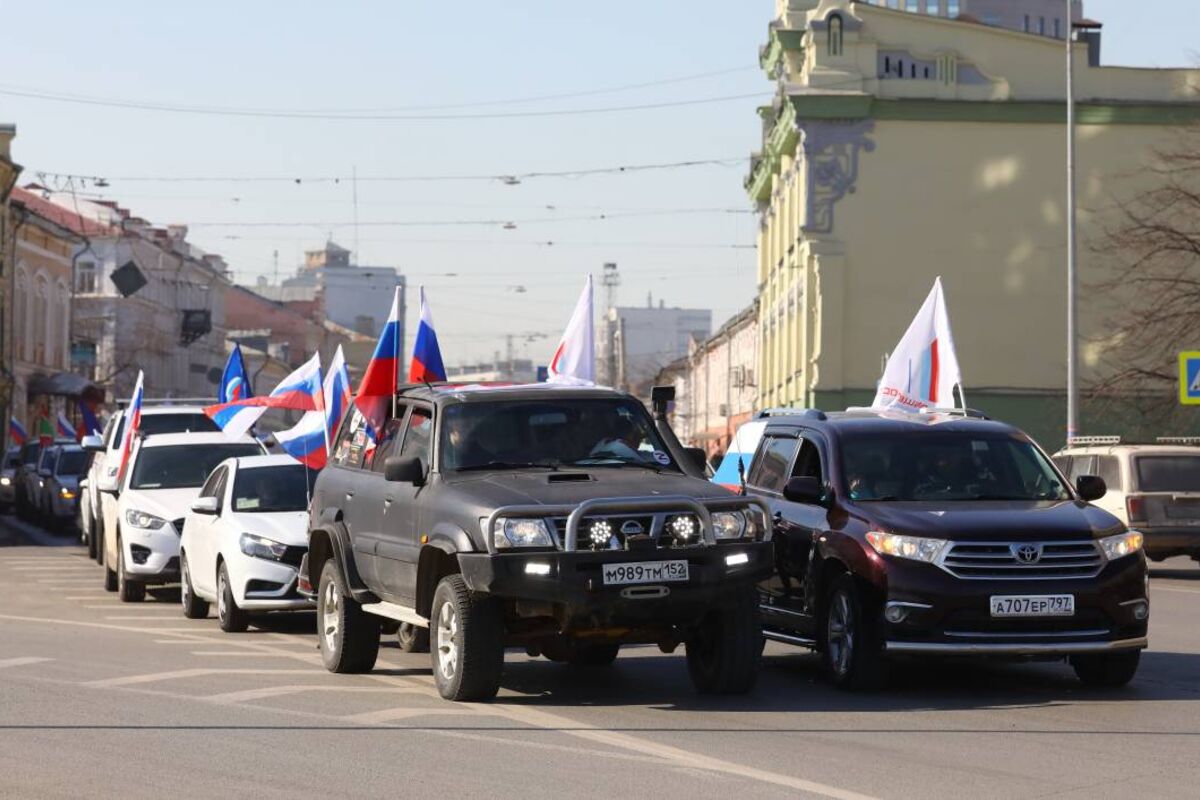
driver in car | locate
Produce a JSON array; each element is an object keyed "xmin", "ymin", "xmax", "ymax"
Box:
[{"xmin": 589, "ymin": 416, "xmax": 644, "ymax": 461}]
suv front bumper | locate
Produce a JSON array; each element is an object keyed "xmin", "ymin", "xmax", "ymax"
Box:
[
  {"xmin": 880, "ymin": 553, "xmax": 1149, "ymax": 656},
  {"xmin": 458, "ymin": 541, "xmax": 773, "ymax": 629}
]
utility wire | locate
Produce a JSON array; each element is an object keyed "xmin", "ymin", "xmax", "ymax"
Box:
[{"xmin": 183, "ymin": 207, "xmax": 752, "ymax": 229}]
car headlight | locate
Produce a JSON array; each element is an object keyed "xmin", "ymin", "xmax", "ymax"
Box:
[
  {"xmin": 59, "ymin": 487, "xmax": 76, "ymax": 499},
  {"xmin": 240, "ymin": 533, "xmax": 289, "ymax": 562},
  {"xmin": 866, "ymin": 531, "xmax": 947, "ymax": 563},
  {"xmin": 0, "ymin": 476, "xmax": 11, "ymax": 486},
  {"xmin": 712, "ymin": 510, "xmax": 747, "ymax": 540},
  {"xmin": 1099, "ymin": 531, "xmax": 1144, "ymax": 561},
  {"xmin": 490, "ymin": 517, "xmax": 554, "ymax": 549},
  {"xmin": 125, "ymin": 509, "xmax": 166, "ymax": 529}
]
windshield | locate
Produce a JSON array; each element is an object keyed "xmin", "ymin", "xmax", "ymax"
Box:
[
  {"xmin": 130, "ymin": 444, "xmax": 263, "ymax": 490},
  {"xmin": 1135, "ymin": 456, "xmax": 1200, "ymax": 493},
  {"xmin": 111, "ymin": 412, "xmax": 218, "ymax": 448},
  {"xmin": 440, "ymin": 398, "xmax": 676, "ymax": 472},
  {"xmin": 232, "ymin": 464, "xmax": 317, "ymax": 512},
  {"xmin": 20, "ymin": 444, "xmax": 39, "ymax": 466},
  {"xmin": 55, "ymin": 452, "xmax": 89, "ymax": 475},
  {"xmin": 840, "ymin": 433, "xmax": 1070, "ymax": 502}
]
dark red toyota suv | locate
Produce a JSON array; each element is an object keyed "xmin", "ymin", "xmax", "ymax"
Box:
[{"xmin": 740, "ymin": 408, "xmax": 1148, "ymax": 690}]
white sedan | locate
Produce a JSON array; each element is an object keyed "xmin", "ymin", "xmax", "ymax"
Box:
[{"xmin": 179, "ymin": 454, "xmax": 315, "ymax": 632}]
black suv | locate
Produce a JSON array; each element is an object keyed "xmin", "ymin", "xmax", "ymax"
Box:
[
  {"xmin": 303, "ymin": 384, "xmax": 772, "ymax": 701},
  {"xmin": 742, "ymin": 408, "xmax": 1148, "ymax": 690}
]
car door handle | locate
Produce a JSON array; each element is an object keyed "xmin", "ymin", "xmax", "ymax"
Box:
[
  {"xmin": 345, "ymin": 491, "xmax": 355, "ymax": 500},
  {"xmin": 383, "ymin": 496, "xmax": 394, "ymax": 506}
]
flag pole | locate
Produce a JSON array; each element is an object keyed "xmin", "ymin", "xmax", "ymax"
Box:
[{"xmin": 392, "ymin": 286, "xmax": 402, "ymax": 421}]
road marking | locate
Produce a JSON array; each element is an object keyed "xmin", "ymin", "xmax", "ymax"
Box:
[
  {"xmin": 189, "ymin": 651, "xmax": 303, "ymax": 657},
  {"xmin": 65, "ymin": 595, "xmax": 110, "ymax": 600},
  {"xmin": 208, "ymin": 684, "xmax": 429, "ymax": 704},
  {"xmin": 1154, "ymin": 585, "xmax": 1200, "ymax": 595},
  {"xmin": 87, "ymin": 668, "xmax": 316, "ymax": 688},
  {"xmin": 13, "ymin": 566, "xmax": 97, "ymax": 572},
  {"xmin": 103, "ymin": 615, "xmax": 188, "ymax": 621},
  {"xmin": 343, "ymin": 706, "xmax": 479, "ymax": 724},
  {"xmin": 0, "ymin": 657, "xmax": 53, "ymax": 670}
]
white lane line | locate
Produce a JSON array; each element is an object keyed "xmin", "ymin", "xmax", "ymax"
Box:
[
  {"xmin": 189, "ymin": 651, "xmax": 301, "ymax": 657},
  {"xmin": 208, "ymin": 684, "xmax": 427, "ymax": 704},
  {"xmin": 87, "ymin": 667, "xmax": 316, "ymax": 688},
  {"xmin": 344, "ymin": 706, "xmax": 479, "ymax": 724},
  {"xmin": 13, "ymin": 566, "xmax": 98, "ymax": 572},
  {"xmin": 0, "ymin": 657, "xmax": 53, "ymax": 670},
  {"xmin": 103, "ymin": 615, "xmax": 188, "ymax": 621}
]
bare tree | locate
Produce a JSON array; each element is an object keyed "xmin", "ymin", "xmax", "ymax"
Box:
[{"xmin": 1087, "ymin": 124, "xmax": 1200, "ymax": 427}]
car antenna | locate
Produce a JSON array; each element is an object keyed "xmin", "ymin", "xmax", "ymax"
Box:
[{"xmin": 737, "ymin": 455, "xmax": 747, "ymax": 497}]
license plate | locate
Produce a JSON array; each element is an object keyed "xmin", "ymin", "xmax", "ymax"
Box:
[
  {"xmin": 602, "ymin": 560, "xmax": 689, "ymax": 586},
  {"xmin": 990, "ymin": 595, "xmax": 1075, "ymax": 617}
]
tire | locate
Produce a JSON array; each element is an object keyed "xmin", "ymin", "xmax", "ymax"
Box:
[
  {"xmin": 397, "ymin": 622, "xmax": 430, "ymax": 653},
  {"xmin": 217, "ymin": 562, "xmax": 250, "ymax": 633},
  {"xmin": 823, "ymin": 573, "xmax": 888, "ymax": 691},
  {"xmin": 94, "ymin": 518, "xmax": 106, "ymax": 564},
  {"xmin": 1071, "ymin": 650, "xmax": 1141, "ymax": 688},
  {"xmin": 685, "ymin": 583, "xmax": 761, "ymax": 694},
  {"xmin": 103, "ymin": 534, "xmax": 118, "ymax": 592},
  {"xmin": 85, "ymin": 515, "xmax": 98, "ymax": 560},
  {"xmin": 180, "ymin": 552, "xmax": 210, "ymax": 620},
  {"xmin": 116, "ymin": 537, "xmax": 145, "ymax": 603},
  {"xmin": 317, "ymin": 558, "xmax": 380, "ymax": 673},
  {"xmin": 430, "ymin": 574, "xmax": 504, "ymax": 701}
]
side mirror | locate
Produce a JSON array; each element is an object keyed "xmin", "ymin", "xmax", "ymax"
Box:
[
  {"xmin": 82, "ymin": 435, "xmax": 105, "ymax": 453},
  {"xmin": 682, "ymin": 446, "xmax": 707, "ymax": 474},
  {"xmin": 783, "ymin": 476, "xmax": 824, "ymax": 505},
  {"xmin": 1076, "ymin": 475, "xmax": 1107, "ymax": 502},
  {"xmin": 191, "ymin": 496, "xmax": 220, "ymax": 515},
  {"xmin": 384, "ymin": 455, "xmax": 426, "ymax": 485}
]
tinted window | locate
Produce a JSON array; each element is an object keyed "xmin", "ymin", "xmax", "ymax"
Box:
[
  {"xmin": 368, "ymin": 415, "xmax": 406, "ymax": 472},
  {"xmin": 130, "ymin": 444, "xmax": 263, "ymax": 490},
  {"xmin": 792, "ymin": 439, "xmax": 822, "ymax": 480},
  {"xmin": 20, "ymin": 444, "xmax": 39, "ymax": 466},
  {"xmin": 400, "ymin": 409, "xmax": 433, "ymax": 464},
  {"xmin": 440, "ymin": 398, "xmax": 674, "ymax": 472},
  {"xmin": 840, "ymin": 433, "xmax": 1069, "ymax": 502},
  {"xmin": 3, "ymin": 450, "xmax": 18, "ymax": 469},
  {"xmin": 751, "ymin": 437, "xmax": 798, "ymax": 492},
  {"xmin": 55, "ymin": 451, "xmax": 89, "ymax": 475},
  {"xmin": 1095, "ymin": 456, "xmax": 1122, "ymax": 492},
  {"xmin": 198, "ymin": 466, "xmax": 226, "ymax": 500},
  {"xmin": 232, "ymin": 464, "xmax": 314, "ymax": 512},
  {"xmin": 1135, "ymin": 456, "xmax": 1200, "ymax": 493},
  {"xmin": 332, "ymin": 408, "xmax": 370, "ymax": 468},
  {"xmin": 39, "ymin": 449, "xmax": 56, "ymax": 470},
  {"xmin": 111, "ymin": 412, "xmax": 218, "ymax": 448}
]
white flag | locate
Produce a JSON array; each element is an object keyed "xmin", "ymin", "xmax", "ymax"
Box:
[
  {"xmin": 872, "ymin": 277, "xmax": 963, "ymax": 412},
  {"xmin": 547, "ymin": 275, "xmax": 596, "ymax": 385}
]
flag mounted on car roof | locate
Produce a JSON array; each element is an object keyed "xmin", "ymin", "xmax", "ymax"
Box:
[
  {"xmin": 9, "ymin": 417, "xmax": 28, "ymax": 447},
  {"xmin": 55, "ymin": 412, "xmax": 76, "ymax": 441},
  {"xmin": 871, "ymin": 276, "xmax": 964, "ymax": 413},
  {"xmin": 324, "ymin": 344, "xmax": 352, "ymax": 444},
  {"xmin": 409, "ymin": 287, "xmax": 446, "ymax": 384},
  {"xmin": 547, "ymin": 275, "xmax": 595, "ymax": 386},
  {"xmin": 117, "ymin": 370, "xmax": 145, "ymax": 482},
  {"xmin": 277, "ymin": 345, "xmax": 351, "ymax": 470},
  {"xmin": 355, "ymin": 286, "xmax": 402, "ymax": 436},
  {"xmin": 206, "ymin": 352, "xmax": 324, "ymax": 440},
  {"xmin": 78, "ymin": 400, "xmax": 102, "ymax": 439},
  {"xmin": 219, "ymin": 343, "xmax": 253, "ymax": 404}
]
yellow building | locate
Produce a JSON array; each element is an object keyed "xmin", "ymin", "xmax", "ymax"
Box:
[
  {"xmin": 1, "ymin": 125, "xmax": 22, "ymax": 439},
  {"xmin": 748, "ymin": 0, "xmax": 1200, "ymax": 446}
]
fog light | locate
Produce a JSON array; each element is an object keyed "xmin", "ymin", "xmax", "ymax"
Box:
[
  {"xmin": 1132, "ymin": 601, "xmax": 1149, "ymax": 620},
  {"xmin": 725, "ymin": 552, "xmax": 749, "ymax": 566},
  {"xmin": 525, "ymin": 562, "xmax": 551, "ymax": 576},
  {"xmin": 884, "ymin": 603, "xmax": 910, "ymax": 624},
  {"xmin": 129, "ymin": 543, "xmax": 151, "ymax": 565},
  {"xmin": 588, "ymin": 520, "xmax": 613, "ymax": 549},
  {"xmin": 667, "ymin": 515, "xmax": 698, "ymax": 544}
]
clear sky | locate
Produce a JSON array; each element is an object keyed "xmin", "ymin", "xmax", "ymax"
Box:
[{"xmin": 1, "ymin": 1, "xmax": 1194, "ymax": 364}]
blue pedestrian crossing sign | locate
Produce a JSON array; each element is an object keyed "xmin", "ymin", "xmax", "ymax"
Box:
[{"xmin": 1180, "ymin": 352, "xmax": 1200, "ymax": 405}]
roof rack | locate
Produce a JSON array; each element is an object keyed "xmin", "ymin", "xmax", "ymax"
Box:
[
  {"xmin": 1067, "ymin": 436, "xmax": 1122, "ymax": 446},
  {"xmin": 755, "ymin": 408, "xmax": 827, "ymax": 422},
  {"xmin": 917, "ymin": 407, "xmax": 990, "ymax": 420},
  {"xmin": 1155, "ymin": 437, "xmax": 1200, "ymax": 446}
]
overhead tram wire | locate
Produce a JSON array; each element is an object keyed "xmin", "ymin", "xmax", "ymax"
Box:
[{"xmin": 180, "ymin": 208, "xmax": 753, "ymax": 229}]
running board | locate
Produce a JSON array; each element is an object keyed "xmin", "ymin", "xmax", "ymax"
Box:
[
  {"xmin": 763, "ymin": 629, "xmax": 818, "ymax": 648},
  {"xmin": 361, "ymin": 600, "xmax": 429, "ymax": 628}
]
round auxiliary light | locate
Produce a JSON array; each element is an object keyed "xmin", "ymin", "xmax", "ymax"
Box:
[
  {"xmin": 668, "ymin": 515, "xmax": 697, "ymax": 543},
  {"xmin": 588, "ymin": 519, "xmax": 614, "ymax": 549}
]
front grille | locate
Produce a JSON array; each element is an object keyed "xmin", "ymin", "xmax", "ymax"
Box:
[
  {"xmin": 172, "ymin": 518, "xmax": 185, "ymax": 535},
  {"xmin": 939, "ymin": 541, "xmax": 1103, "ymax": 580},
  {"xmin": 549, "ymin": 514, "xmax": 703, "ymax": 551}
]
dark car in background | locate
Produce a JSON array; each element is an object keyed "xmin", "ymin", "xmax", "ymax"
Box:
[
  {"xmin": 739, "ymin": 408, "xmax": 1148, "ymax": 690},
  {"xmin": 38, "ymin": 444, "xmax": 90, "ymax": 532}
]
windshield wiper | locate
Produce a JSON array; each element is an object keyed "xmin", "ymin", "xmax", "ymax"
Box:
[
  {"xmin": 566, "ymin": 458, "xmax": 663, "ymax": 472},
  {"xmin": 456, "ymin": 460, "xmax": 561, "ymax": 472},
  {"xmin": 969, "ymin": 493, "xmax": 1056, "ymax": 501}
]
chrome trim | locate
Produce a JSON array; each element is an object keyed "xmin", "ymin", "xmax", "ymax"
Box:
[
  {"xmin": 760, "ymin": 603, "xmax": 809, "ymax": 618},
  {"xmin": 936, "ymin": 539, "xmax": 1104, "ymax": 581},
  {"xmin": 763, "ymin": 629, "xmax": 818, "ymax": 647},
  {"xmin": 886, "ymin": 637, "xmax": 1147, "ymax": 655},
  {"xmin": 886, "ymin": 601, "xmax": 933, "ymax": 610},
  {"xmin": 943, "ymin": 629, "xmax": 1110, "ymax": 640},
  {"xmin": 1119, "ymin": 598, "xmax": 1149, "ymax": 607}
]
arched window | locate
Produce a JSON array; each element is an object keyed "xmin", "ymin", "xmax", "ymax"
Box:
[
  {"xmin": 828, "ymin": 14, "xmax": 844, "ymax": 57},
  {"xmin": 14, "ymin": 266, "xmax": 28, "ymax": 363},
  {"xmin": 55, "ymin": 280, "xmax": 70, "ymax": 368}
]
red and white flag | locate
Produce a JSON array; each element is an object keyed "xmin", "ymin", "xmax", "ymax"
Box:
[
  {"xmin": 547, "ymin": 275, "xmax": 595, "ymax": 386},
  {"xmin": 872, "ymin": 277, "xmax": 964, "ymax": 412}
]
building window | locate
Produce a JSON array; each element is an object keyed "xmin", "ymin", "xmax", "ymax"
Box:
[
  {"xmin": 947, "ymin": 0, "xmax": 960, "ymax": 17},
  {"xmin": 925, "ymin": 0, "xmax": 940, "ymax": 14},
  {"xmin": 884, "ymin": 55, "xmax": 891, "ymax": 74},
  {"xmin": 56, "ymin": 282, "xmax": 69, "ymax": 368},
  {"xmin": 1054, "ymin": 17, "xmax": 1061, "ymax": 38},
  {"xmin": 33, "ymin": 274, "xmax": 50, "ymax": 366},
  {"xmin": 905, "ymin": 0, "xmax": 918, "ymax": 11},
  {"xmin": 76, "ymin": 260, "xmax": 97, "ymax": 294},
  {"xmin": 1039, "ymin": 16, "xmax": 1046, "ymax": 35},
  {"xmin": 1024, "ymin": 14, "xmax": 1031, "ymax": 32},
  {"xmin": 14, "ymin": 267, "xmax": 28, "ymax": 363},
  {"xmin": 887, "ymin": 0, "xmax": 900, "ymax": 8},
  {"xmin": 828, "ymin": 14, "xmax": 844, "ymax": 56}
]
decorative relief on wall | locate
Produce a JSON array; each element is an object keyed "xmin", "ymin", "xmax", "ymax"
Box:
[{"xmin": 799, "ymin": 119, "xmax": 875, "ymax": 234}]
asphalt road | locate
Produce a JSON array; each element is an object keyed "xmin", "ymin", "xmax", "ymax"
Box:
[{"xmin": 2, "ymin": 516, "xmax": 1199, "ymax": 799}]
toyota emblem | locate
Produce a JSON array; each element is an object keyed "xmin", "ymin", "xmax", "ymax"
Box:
[{"xmin": 1012, "ymin": 544, "xmax": 1042, "ymax": 564}]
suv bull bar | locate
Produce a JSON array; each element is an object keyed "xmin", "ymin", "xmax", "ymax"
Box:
[{"xmin": 483, "ymin": 494, "xmax": 772, "ymax": 553}]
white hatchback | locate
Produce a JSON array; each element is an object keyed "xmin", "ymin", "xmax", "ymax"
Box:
[
  {"xmin": 179, "ymin": 455, "xmax": 316, "ymax": 632},
  {"xmin": 105, "ymin": 432, "xmax": 266, "ymax": 602}
]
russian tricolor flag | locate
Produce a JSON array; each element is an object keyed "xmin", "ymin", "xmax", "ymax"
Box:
[
  {"xmin": 56, "ymin": 412, "xmax": 76, "ymax": 441},
  {"xmin": 117, "ymin": 371, "xmax": 145, "ymax": 482},
  {"xmin": 409, "ymin": 287, "xmax": 446, "ymax": 384},
  {"xmin": 206, "ymin": 352, "xmax": 324, "ymax": 440},
  {"xmin": 276, "ymin": 345, "xmax": 352, "ymax": 470},
  {"xmin": 78, "ymin": 400, "xmax": 102, "ymax": 439},
  {"xmin": 354, "ymin": 286, "xmax": 403, "ymax": 436},
  {"xmin": 9, "ymin": 417, "xmax": 27, "ymax": 447}
]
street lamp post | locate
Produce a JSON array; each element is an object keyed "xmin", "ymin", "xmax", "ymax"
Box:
[{"xmin": 1065, "ymin": 0, "xmax": 1079, "ymax": 445}]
